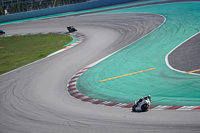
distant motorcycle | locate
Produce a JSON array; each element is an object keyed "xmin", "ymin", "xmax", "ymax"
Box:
[
  {"xmin": 67, "ymin": 26, "xmax": 77, "ymax": 33},
  {"xmin": 0, "ymin": 29, "xmax": 5, "ymax": 35},
  {"xmin": 132, "ymin": 95, "xmax": 151, "ymax": 112}
]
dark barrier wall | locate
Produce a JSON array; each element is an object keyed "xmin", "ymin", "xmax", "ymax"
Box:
[{"xmin": 0, "ymin": 0, "xmax": 136, "ymax": 23}]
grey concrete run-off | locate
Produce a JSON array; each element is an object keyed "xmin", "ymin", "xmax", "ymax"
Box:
[{"xmin": 168, "ymin": 33, "xmax": 200, "ymax": 74}]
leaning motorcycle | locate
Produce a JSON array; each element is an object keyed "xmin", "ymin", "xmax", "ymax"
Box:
[{"xmin": 132, "ymin": 99, "xmax": 150, "ymax": 112}]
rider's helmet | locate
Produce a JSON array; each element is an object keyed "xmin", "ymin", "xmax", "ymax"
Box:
[{"xmin": 147, "ymin": 95, "xmax": 151, "ymax": 99}]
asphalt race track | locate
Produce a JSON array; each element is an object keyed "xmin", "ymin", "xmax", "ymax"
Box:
[{"xmin": 0, "ymin": 8, "xmax": 200, "ymax": 133}]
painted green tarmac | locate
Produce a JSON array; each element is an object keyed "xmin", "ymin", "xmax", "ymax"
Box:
[{"xmin": 77, "ymin": 2, "xmax": 200, "ymax": 106}]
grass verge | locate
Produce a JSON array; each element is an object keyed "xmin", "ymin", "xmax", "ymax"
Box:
[{"xmin": 0, "ymin": 34, "xmax": 73, "ymax": 75}]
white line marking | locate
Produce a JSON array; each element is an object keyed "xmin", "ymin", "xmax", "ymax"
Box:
[{"xmin": 165, "ymin": 32, "xmax": 200, "ymax": 75}]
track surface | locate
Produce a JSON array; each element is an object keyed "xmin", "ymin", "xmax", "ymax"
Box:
[{"xmin": 0, "ymin": 9, "xmax": 200, "ymax": 133}]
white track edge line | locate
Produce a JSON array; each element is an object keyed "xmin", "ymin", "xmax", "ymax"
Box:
[{"xmin": 165, "ymin": 32, "xmax": 200, "ymax": 75}]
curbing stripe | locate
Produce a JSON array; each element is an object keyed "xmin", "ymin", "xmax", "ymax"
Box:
[
  {"xmin": 193, "ymin": 106, "xmax": 200, "ymax": 110},
  {"xmin": 69, "ymin": 80, "xmax": 77, "ymax": 84},
  {"xmin": 105, "ymin": 102, "xmax": 119, "ymax": 106},
  {"xmin": 177, "ymin": 106, "xmax": 198, "ymax": 110},
  {"xmin": 68, "ymin": 88, "xmax": 77, "ymax": 91},
  {"xmin": 151, "ymin": 106, "xmax": 170, "ymax": 110},
  {"xmin": 75, "ymin": 94, "xmax": 85, "ymax": 99},
  {"xmin": 122, "ymin": 104, "xmax": 134, "ymax": 108},
  {"xmin": 79, "ymin": 96, "xmax": 89, "ymax": 100},
  {"xmin": 82, "ymin": 98, "xmax": 94, "ymax": 102},
  {"xmin": 92, "ymin": 100, "xmax": 104, "ymax": 104},
  {"xmin": 70, "ymin": 91, "xmax": 79, "ymax": 96},
  {"xmin": 166, "ymin": 106, "xmax": 182, "ymax": 110},
  {"xmin": 68, "ymin": 84, "xmax": 76, "ymax": 88},
  {"xmin": 69, "ymin": 90, "xmax": 78, "ymax": 94},
  {"xmin": 148, "ymin": 105, "xmax": 157, "ymax": 109}
]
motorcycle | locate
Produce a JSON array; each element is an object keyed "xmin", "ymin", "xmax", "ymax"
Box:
[
  {"xmin": 132, "ymin": 97, "xmax": 151, "ymax": 112},
  {"xmin": 67, "ymin": 26, "xmax": 77, "ymax": 33},
  {"xmin": 0, "ymin": 29, "xmax": 5, "ymax": 35}
]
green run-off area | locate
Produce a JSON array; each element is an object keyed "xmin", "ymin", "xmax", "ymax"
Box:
[
  {"xmin": 0, "ymin": 34, "xmax": 72, "ymax": 75},
  {"xmin": 77, "ymin": 2, "xmax": 200, "ymax": 106}
]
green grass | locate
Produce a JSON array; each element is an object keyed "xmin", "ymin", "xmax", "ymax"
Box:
[{"xmin": 0, "ymin": 34, "xmax": 73, "ymax": 75}]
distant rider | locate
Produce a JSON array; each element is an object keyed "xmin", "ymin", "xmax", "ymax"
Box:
[
  {"xmin": 67, "ymin": 26, "xmax": 72, "ymax": 32},
  {"xmin": 67, "ymin": 26, "xmax": 77, "ymax": 33}
]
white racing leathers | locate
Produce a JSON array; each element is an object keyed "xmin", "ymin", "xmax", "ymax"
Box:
[{"xmin": 135, "ymin": 98, "xmax": 151, "ymax": 112}]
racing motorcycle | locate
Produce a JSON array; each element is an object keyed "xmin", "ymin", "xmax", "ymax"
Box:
[
  {"xmin": 132, "ymin": 95, "xmax": 151, "ymax": 112},
  {"xmin": 67, "ymin": 26, "xmax": 77, "ymax": 33},
  {"xmin": 0, "ymin": 29, "xmax": 5, "ymax": 35}
]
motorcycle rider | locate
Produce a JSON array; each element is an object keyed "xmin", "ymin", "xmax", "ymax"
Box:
[
  {"xmin": 67, "ymin": 26, "xmax": 77, "ymax": 33},
  {"xmin": 67, "ymin": 26, "xmax": 72, "ymax": 32},
  {"xmin": 132, "ymin": 95, "xmax": 151, "ymax": 112}
]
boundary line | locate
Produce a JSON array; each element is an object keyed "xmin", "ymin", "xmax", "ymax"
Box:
[{"xmin": 165, "ymin": 32, "xmax": 200, "ymax": 75}]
